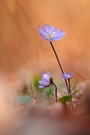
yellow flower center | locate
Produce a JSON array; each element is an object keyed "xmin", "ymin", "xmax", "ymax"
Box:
[{"xmin": 47, "ymin": 34, "xmax": 52, "ymax": 39}]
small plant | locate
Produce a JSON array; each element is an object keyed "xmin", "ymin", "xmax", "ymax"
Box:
[
  {"xmin": 16, "ymin": 24, "xmax": 80, "ymax": 108},
  {"xmin": 38, "ymin": 24, "xmax": 75, "ymax": 108}
]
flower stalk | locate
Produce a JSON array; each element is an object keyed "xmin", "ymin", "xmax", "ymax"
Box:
[
  {"xmin": 50, "ymin": 41, "xmax": 68, "ymax": 93},
  {"xmin": 38, "ymin": 24, "xmax": 74, "ymax": 107},
  {"xmin": 68, "ymin": 79, "xmax": 73, "ymax": 108}
]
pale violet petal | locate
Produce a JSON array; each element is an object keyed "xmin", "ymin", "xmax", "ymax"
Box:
[
  {"xmin": 39, "ymin": 86, "xmax": 45, "ymax": 88},
  {"xmin": 43, "ymin": 74, "xmax": 50, "ymax": 81},
  {"xmin": 43, "ymin": 81, "xmax": 50, "ymax": 86},
  {"xmin": 38, "ymin": 26, "xmax": 45, "ymax": 35},
  {"xmin": 53, "ymin": 36, "xmax": 64, "ymax": 40},
  {"xmin": 42, "ymin": 72, "xmax": 51, "ymax": 81},
  {"xmin": 39, "ymin": 80, "xmax": 44, "ymax": 85},
  {"xmin": 59, "ymin": 32, "xmax": 66, "ymax": 37},
  {"xmin": 55, "ymin": 29, "xmax": 66, "ymax": 36},
  {"xmin": 50, "ymin": 26, "xmax": 55, "ymax": 32},
  {"xmin": 46, "ymin": 72, "xmax": 52, "ymax": 78},
  {"xmin": 40, "ymin": 35, "xmax": 49, "ymax": 40},
  {"xmin": 55, "ymin": 29, "xmax": 62, "ymax": 35},
  {"xmin": 44, "ymin": 24, "xmax": 50, "ymax": 32}
]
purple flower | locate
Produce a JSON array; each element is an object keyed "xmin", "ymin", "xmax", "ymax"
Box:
[
  {"xmin": 63, "ymin": 73, "xmax": 73, "ymax": 80},
  {"xmin": 39, "ymin": 72, "xmax": 53, "ymax": 88},
  {"xmin": 38, "ymin": 24, "xmax": 66, "ymax": 41}
]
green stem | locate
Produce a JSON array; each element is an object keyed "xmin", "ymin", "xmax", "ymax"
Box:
[{"xmin": 53, "ymin": 83, "xmax": 57, "ymax": 102}]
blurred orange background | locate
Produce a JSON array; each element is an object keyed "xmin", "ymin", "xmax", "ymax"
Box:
[
  {"xmin": 0, "ymin": 0, "xmax": 90, "ymax": 129},
  {"xmin": 0, "ymin": 0, "xmax": 90, "ymax": 79}
]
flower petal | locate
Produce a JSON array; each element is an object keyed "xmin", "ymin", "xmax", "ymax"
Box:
[
  {"xmin": 55, "ymin": 31, "xmax": 66, "ymax": 37},
  {"xmin": 44, "ymin": 81, "xmax": 50, "ymax": 86},
  {"xmin": 44, "ymin": 24, "xmax": 50, "ymax": 32},
  {"xmin": 40, "ymin": 35, "xmax": 48, "ymax": 40},
  {"xmin": 53, "ymin": 32, "xmax": 65, "ymax": 40},
  {"xmin": 53, "ymin": 36, "xmax": 64, "ymax": 40},
  {"xmin": 39, "ymin": 79, "xmax": 50, "ymax": 86},
  {"xmin": 55, "ymin": 29, "xmax": 62, "ymax": 35},
  {"xmin": 38, "ymin": 26, "xmax": 45, "ymax": 35},
  {"xmin": 39, "ymin": 86, "xmax": 45, "ymax": 88},
  {"xmin": 42, "ymin": 72, "xmax": 51, "ymax": 81},
  {"xmin": 50, "ymin": 26, "xmax": 55, "ymax": 32},
  {"xmin": 39, "ymin": 80, "xmax": 44, "ymax": 85},
  {"xmin": 59, "ymin": 32, "xmax": 66, "ymax": 37}
]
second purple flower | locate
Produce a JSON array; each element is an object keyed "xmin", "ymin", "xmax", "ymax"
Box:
[{"xmin": 39, "ymin": 72, "xmax": 53, "ymax": 88}]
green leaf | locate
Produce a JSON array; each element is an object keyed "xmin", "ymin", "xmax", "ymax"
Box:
[
  {"xmin": 44, "ymin": 87, "xmax": 53, "ymax": 97},
  {"xmin": 59, "ymin": 95, "xmax": 72, "ymax": 104},
  {"xmin": 14, "ymin": 96, "xmax": 32, "ymax": 104}
]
